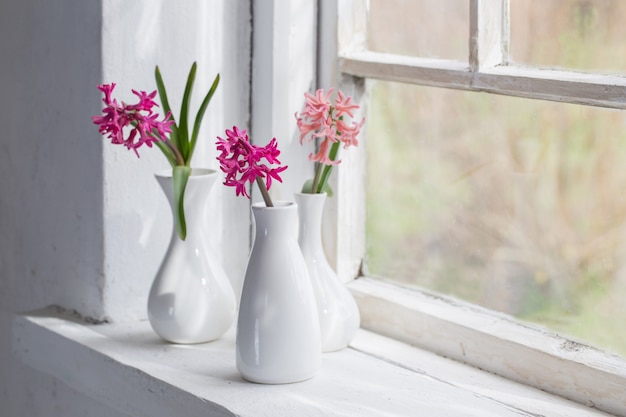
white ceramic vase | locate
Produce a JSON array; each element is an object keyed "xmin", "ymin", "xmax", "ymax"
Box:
[
  {"xmin": 295, "ymin": 193, "xmax": 360, "ymax": 352},
  {"xmin": 236, "ymin": 201, "xmax": 321, "ymax": 384},
  {"xmin": 148, "ymin": 168, "xmax": 237, "ymax": 344}
]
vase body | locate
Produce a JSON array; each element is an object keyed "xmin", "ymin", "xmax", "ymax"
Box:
[
  {"xmin": 295, "ymin": 193, "xmax": 360, "ymax": 352},
  {"xmin": 148, "ymin": 168, "xmax": 237, "ymax": 344},
  {"xmin": 236, "ymin": 202, "xmax": 321, "ymax": 384}
]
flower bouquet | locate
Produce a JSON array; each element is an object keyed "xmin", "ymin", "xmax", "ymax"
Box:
[
  {"xmin": 215, "ymin": 126, "xmax": 287, "ymax": 206},
  {"xmin": 92, "ymin": 62, "xmax": 220, "ymax": 240},
  {"xmin": 295, "ymin": 88, "xmax": 365, "ymax": 195}
]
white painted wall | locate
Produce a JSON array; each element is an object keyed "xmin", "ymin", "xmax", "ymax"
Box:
[
  {"xmin": 0, "ymin": 0, "xmax": 252, "ymax": 415},
  {"xmin": 99, "ymin": 0, "xmax": 252, "ymax": 322},
  {"xmin": 0, "ymin": 0, "xmax": 320, "ymax": 414},
  {"xmin": 251, "ymin": 0, "xmax": 317, "ymax": 203}
]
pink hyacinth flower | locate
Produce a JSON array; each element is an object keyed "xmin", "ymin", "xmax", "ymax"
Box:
[
  {"xmin": 295, "ymin": 88, "xmax": 364, "ymax": 166},
  {"xmin": 334, "ymin": 90, "xmax": 360, "ymax": 118}
]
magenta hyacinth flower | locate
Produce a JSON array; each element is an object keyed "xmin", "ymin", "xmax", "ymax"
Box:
[
  {"xmin": 90, "ymin": 62, "xmax": 221, "ymax": 241},
  {"xmin": 216, "ymin": 126, "xmax": 287, "ymax": 203},
  {"xmin": 92, "ymin": 84, "xmax": 174, "ymax": 157}
]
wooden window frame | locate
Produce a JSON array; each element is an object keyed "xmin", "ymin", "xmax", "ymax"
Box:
[{"xmin": 322, "ymin": 1, "xmax": 626, "ymax": 415}]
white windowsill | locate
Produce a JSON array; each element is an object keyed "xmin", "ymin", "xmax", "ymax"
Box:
[
  {"xmin": 351, "ymin": 277, "xmax": 626, "ymax": 417},
  {"xmin": 12, "ymin": 307, "xmax": 615, "ymax": 417}
]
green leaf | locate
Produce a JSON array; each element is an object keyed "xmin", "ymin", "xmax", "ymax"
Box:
[
  {"xmin": 154, "ymin": 66, "xmax": 173, "ymax": 115},
  {"xmin": 155, "ymin": 66, "xmax": 181, "ymax": 155},
  {"xmin": 189, "ymin": 73, "xmax": 220, "ymax": 160},
  {"xmin": 322, "ymin": 182, "xmax": 334, "ymax": 197},
  {"xmin": 172, "ymin": 165, "xmax": 192, "ymax": 240},
  {"xmin": 301, "ymin": 179, "xmax": 315, "ymax": 194},
  {"xmin": 178, "ymin": 62, "xmax": 197, "ymax": 162},
  {"xmin": 155, "ymin": 141, "xmax": 177, "ymax": 168},
  {"xmin": 301, "ymin": 178, "xmax": 333, "ymax": 196}
]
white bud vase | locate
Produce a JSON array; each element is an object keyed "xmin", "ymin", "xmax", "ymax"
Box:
[
  {"xmin": 294, "ymin": 193, "xmax": 360, "ymax": 352},
  {"xmin": 148, "ymin": 168, "xmax": 237, "ymax": 344},
  {"xmin": 236, "ymin": 201, "xmax": 321, "ymax": 384}
]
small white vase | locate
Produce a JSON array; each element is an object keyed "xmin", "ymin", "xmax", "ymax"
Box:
[
  {"xmin": 148, "ymin": 168, "xmax": 237, "ymax": 344},
  {"xmin": 236, "ymin": 201, "xmax": 322, "ymax": 384},
  {"xmin": 295, "ymin": 193, "xmax": 360, "ymax": 352}
]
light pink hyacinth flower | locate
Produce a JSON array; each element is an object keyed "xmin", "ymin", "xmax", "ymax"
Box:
[
  {"xmin": 295, "ymin": 88, "xmax": 365, "ymax": 165},
  {"xmin": 295, "ymin": 88, "xmax": 365, "ymax": 195}
]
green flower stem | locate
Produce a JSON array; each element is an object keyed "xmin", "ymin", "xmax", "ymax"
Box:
[
  {"xmin": 311, "ymin": 163, "xmax": 323, "ymax": 195},
  {"xmin": 317, "ymin": 165, "xmax": 334, "ymax": 193},
  {"xmin": 169, "ymin": 142, "xmax": 186, "ymax": 166},
  {"xmin": 314, "ymin": 140, "xmax": 341, "ymax": 193},
  {"xmin": 256, "ymin": 177, "xmax": 274, "ymax": 207}
]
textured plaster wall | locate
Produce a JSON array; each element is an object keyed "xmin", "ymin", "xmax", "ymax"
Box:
[
  {"xmin": 0, "ymin": 1, "xmax": 251, "ymax": 415},
  {"xmin": 0, "ymin": 2, "xmax": 118, "ymax": 415}
]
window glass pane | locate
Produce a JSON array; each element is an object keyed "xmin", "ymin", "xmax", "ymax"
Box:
[
  {"xmin": 368, "ymin": 0, "xmax": 469, "ymax": 61},
  {"xmin": 366, "ymin": 80, "xmax": 626, "ymax": 357},
  {"xmin": 509, "ymin": 0, "xmax": 626, "ymax": 73}
]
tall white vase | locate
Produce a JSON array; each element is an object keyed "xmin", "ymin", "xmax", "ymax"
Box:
[
  {"xmin": 236, "ymin": 201, "xmax": 321, "ymax": 384},
  {"xmin": 148, "ymin": 168, "xmax": 237, "ymax": 344},
  {"xmin": 295, "ymin": 192, "xmax": 360, "ymax": 352}
]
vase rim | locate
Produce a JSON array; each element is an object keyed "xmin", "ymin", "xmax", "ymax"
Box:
[
  {"xmin": 154, "ymin": 168, "xmax": 217, "ymax": 179},
  {"xmin": 251, "ymin": 201, "xmax": 296, "ymax": 211},
  {"xmin": 294, "ymin": 192, "xmax": 327, "ymax": 198}
]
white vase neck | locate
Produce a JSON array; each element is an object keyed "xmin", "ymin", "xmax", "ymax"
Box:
[
  {"xmin": 155, "ymin": 169, "xmax": 218, "ymax": 240},
  {"xmin": 251, "ymin": 202, "xmax": 298, "ymax": 240},
  {"xmin": 295, "ymin": 193, "xmax": 327, "ymax": 245}
]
